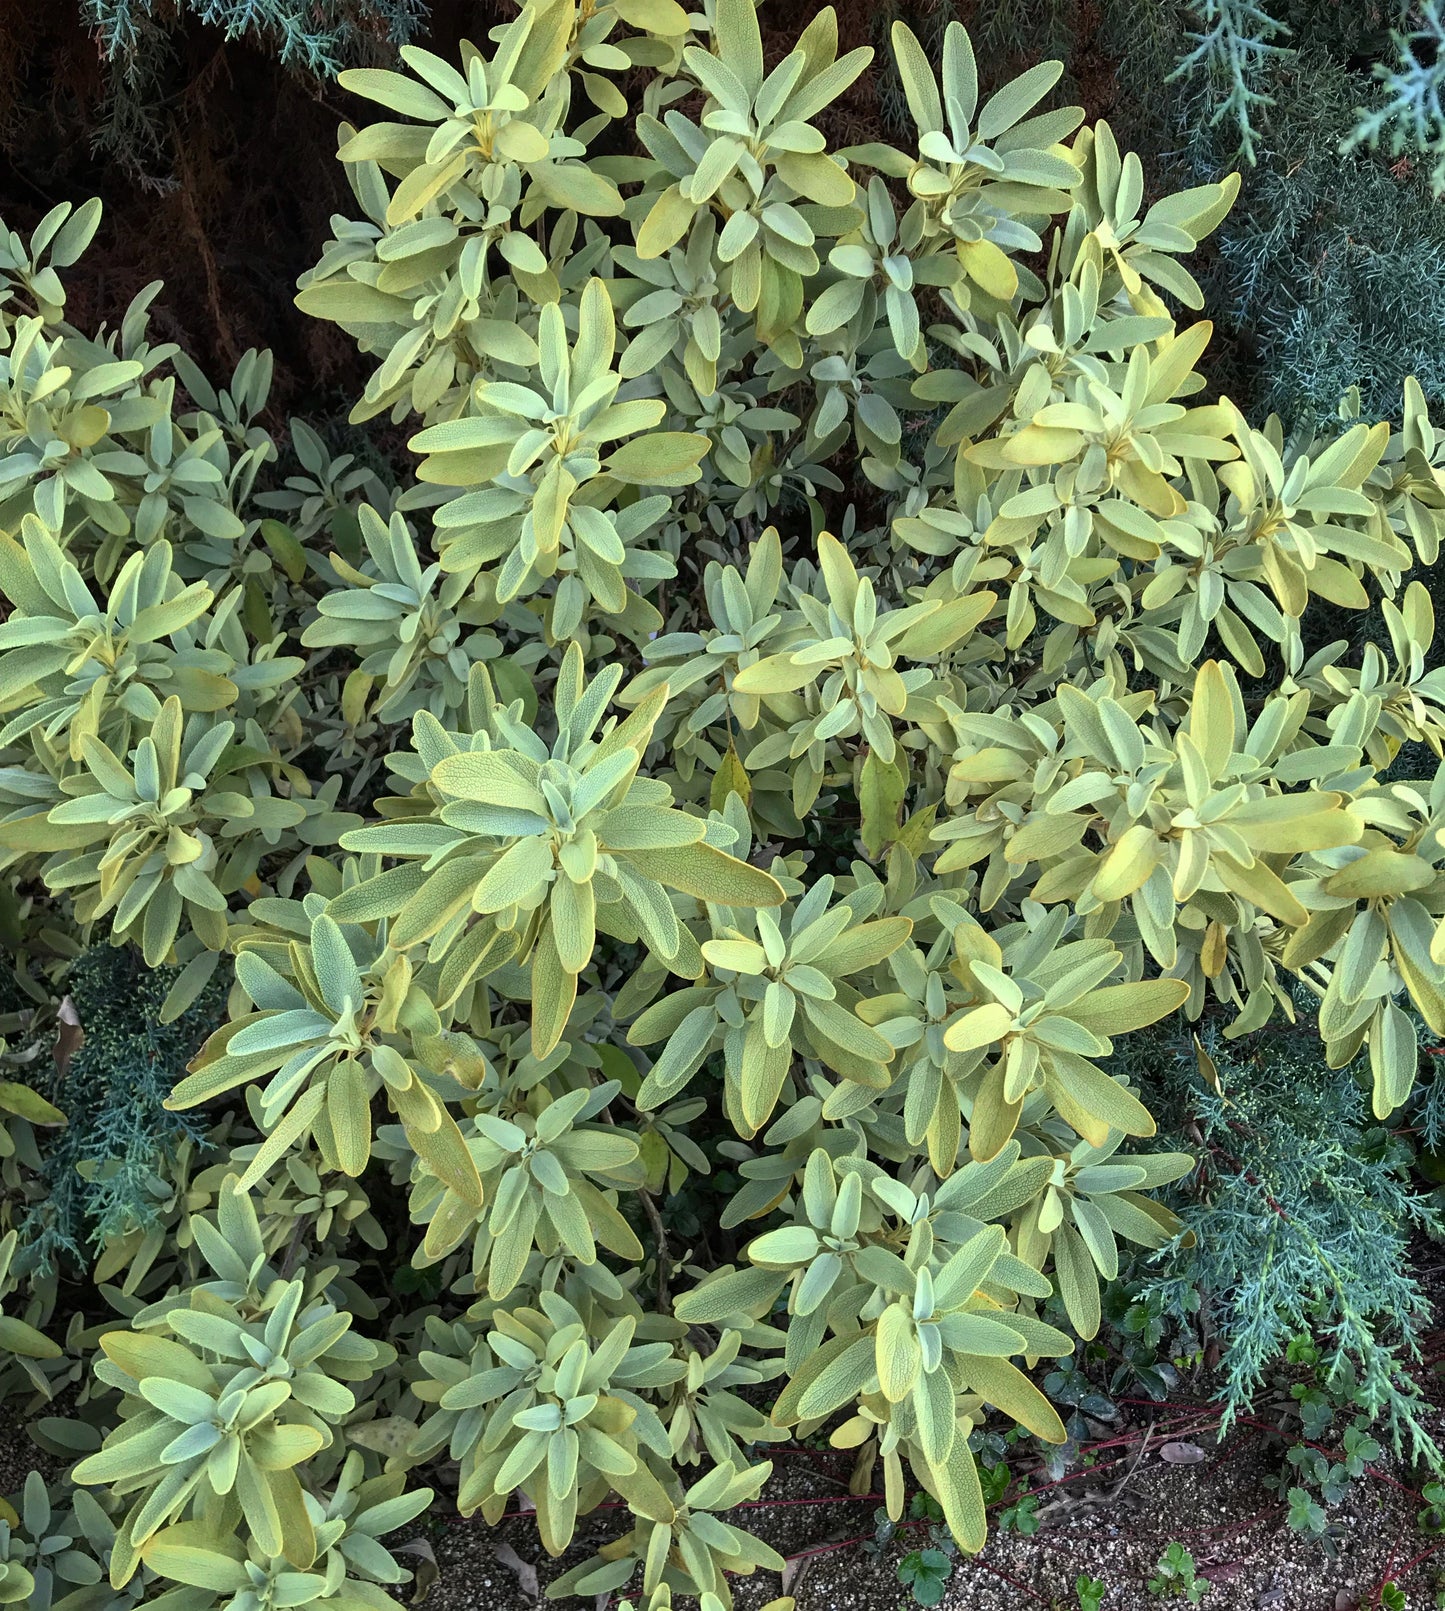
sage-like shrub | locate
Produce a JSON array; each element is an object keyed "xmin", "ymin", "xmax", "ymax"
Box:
[{"xmin": 3, "ymin": 1, "xmax": 1445, "ymax": 1605}]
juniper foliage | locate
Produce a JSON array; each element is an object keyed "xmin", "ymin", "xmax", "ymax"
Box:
[
  {"xmin": 1169, "ymin": 0, "xmax": 1294, "ymax": 161},
  {"xmin": 1343, "ymin": 0, "xmax": 1445, "ymax": 196},
  {"xmin": 1132, "ymin": 1020, "xmax": 1443, "ymax": 1458},
  {"xmin": 1220, "ymin": 48, "xmax": 1445, "ymax": 430},
  {"xmin": 83, "ymin": 0, "xmax": 427, "ymax": 74},
  {"xmin": 1409, "ymin": 1043, "xmax": 1445, "ymax": 1151},
  {"xmin": 1104, "ymin": 0, "xmax": 1445, "ymax": 431},
  {"xmin": 20, "ymin": 947, "xmax": 227, "ymax": 1273}
]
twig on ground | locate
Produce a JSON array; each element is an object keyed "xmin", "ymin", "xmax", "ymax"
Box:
[{"xmin": 1107, "ymin": 1417, "xmax": 1157, "ymax": 1503}]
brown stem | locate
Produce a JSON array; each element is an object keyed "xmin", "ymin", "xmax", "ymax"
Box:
[
  {"xmin": 1105, "ymin": 1417, "xmax": 1156, "ymax": 1503},
  {"xmin": 599, "ymin": 1101, "xmax": 671, "ymax": 1311},
  {"xmin": 279, "ymin": 1211, "xmax": 315, "ymax": 1281},
  {"xmin": 638, "ymin": 1186, "xmax": 671, "ymax": 1315}
]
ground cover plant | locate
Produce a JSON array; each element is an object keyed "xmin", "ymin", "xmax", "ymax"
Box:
[{"xmin": 5, "ymin": 1, "xmax": 1445, "ymax": 1606}]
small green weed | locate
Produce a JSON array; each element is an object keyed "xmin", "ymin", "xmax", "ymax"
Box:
[{"xmin": 1148, "ymin": 1542, "xmax": 1208, "ymax": 1603}]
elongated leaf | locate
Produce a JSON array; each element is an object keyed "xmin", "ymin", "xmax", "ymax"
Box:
[
  {"xmin": 624, "ymin": 843, "xmax": 784, "ymax": 907},
  {"xmin": 875, "ymin": 1301, "xmax": 921, "ymax": 1403},
  {"xmin": 1065, "ymin": 979, "xmax": 1189, "ymax": 1039},
  {"xmin": 964, "ymin": 1355, "xmax": 1067, "ymax": 1442},
  {"xmin": 1051, "ymin": 1218, "xmax": 1101, "ymax": 1340},
  {"xmin": 139, "ymin": 1529, "xmax": 249, "ymax": 1593},
  {"xmin": 674, "ymin": 1264, "xmax": 787, "ymax": 1324}
]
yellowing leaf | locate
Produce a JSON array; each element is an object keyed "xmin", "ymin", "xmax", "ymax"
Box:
[
  {"xmin": 964, "ymin": 1355, "xmax": 1067, "ymax": 1442},
  {"xmin": 934, "ymin": 1436, "xmax": 987, "ymax": 1553},
  {"xmin": 943, "ymin": 1001, "xmax": 1013, "ymax": 1053},
  {"xmin": 732, "ymin": 653, "xmax": 820, "ymax": 695},
  {"xmin": 1187, "ymin": 660, "xmax": 1235, "ymax": 781},
  {"xmin": 0, "ymin": 1315, "xmax": 61, "ymax": 1359},
  {"xmin": 1226, "ymin": 794, "xmax": 1361, "ymax": 854},
  {"xmin": 1001, "ymin": 424, "xmax": 1083, "ymax": 466},
  {"xmin": 98, "ymin": 1330, "xmax": 213, "ymax": 1391},
  {"xmin": 958, "ymin": 236, "xmax": 1018, "ymax": 300},
  {"xmin": 606, "ymin": 432, "xmax": 709, "ymax": 486},
  {"xmin": 139, "ymin": 1528, "xmax": 248, "ymax": 1593},
  {"xmin": 1091, "ymin": 824, "xmax": 1161, "ymax": 902},
  {"xmin": 1045, "ymin": 1054, "xmax": 1156, "ymax": 1145},
  {"xmin": 636, "ymin": 183, "xmax": 696, "ymax": 258},
  {"xmin": 711, "ymin": 743, "xmax": 752, "ymax": 813},
  {"xmin": 0, "ymin": 1081, "xmax": 65, "ymax": 1125},
  {"xmin": 1213, "ymin": 853, "xmax": 1308, "ymax": 927},
  {"xmin": 1323, "ymin": 849, "xmax": 1436, "ymax": 900}
]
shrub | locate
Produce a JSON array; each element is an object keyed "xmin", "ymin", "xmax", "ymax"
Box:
[
  {"xmin": 3, "ymin": 1, "xmax": 1445, "ymax": 1602},
  {"xmin": 1122, "ymin": 1012, "xmax": 1443, "ymax": 1453}
]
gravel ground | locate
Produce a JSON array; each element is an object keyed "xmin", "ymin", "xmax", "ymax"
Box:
[
  {"xmin": 410, "ymin": 1406, "xmax": 1445, "ymax": 1611},
  {"xmin": 0, "ymin": 1432, "xmax": 37, "ymax": 1501}
]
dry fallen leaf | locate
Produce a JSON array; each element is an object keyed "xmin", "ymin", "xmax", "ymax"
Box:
[
  {"xmin": 395, "ymin": 1539, "xmax": 437, "ymax": 1604},
  {"xmin": 54, "ymin": 995, "xmax": 83, "ymax": 1078},
  {"xmin": 781, "ymin": 1556, "xmax": 814, "ymax": 1600},
  {"xmin": 492, "ymin": 1539, "xmax": 539, "ymax": 1600}
]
